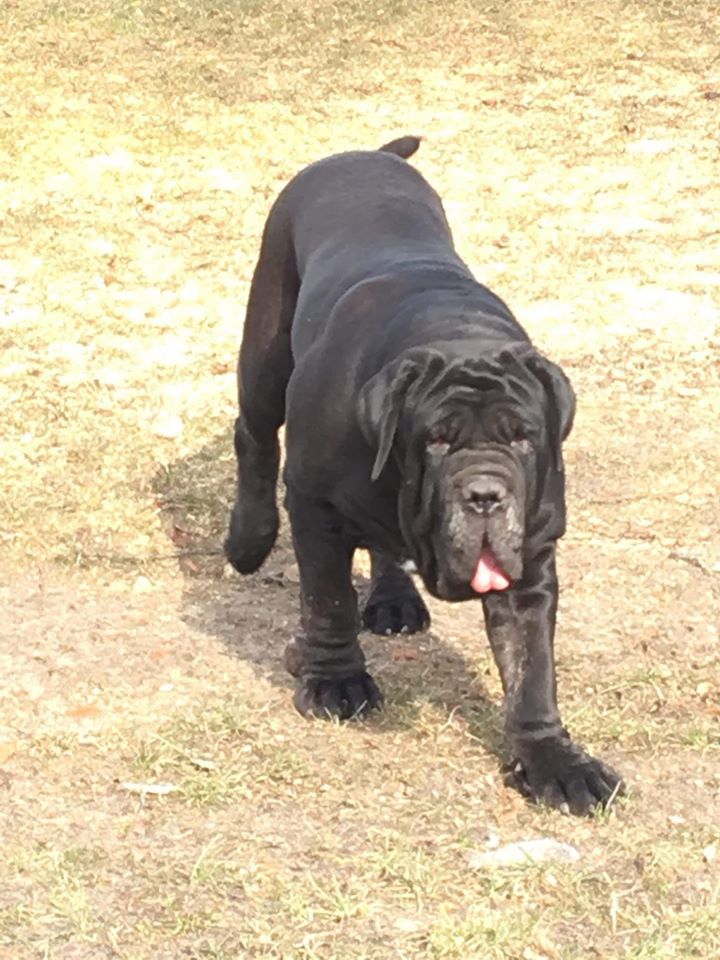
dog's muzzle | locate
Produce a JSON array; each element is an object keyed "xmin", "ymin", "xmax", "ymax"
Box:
[{"xmin": 436, "ymin": 447, "xmax": 526, "ymax": 596}]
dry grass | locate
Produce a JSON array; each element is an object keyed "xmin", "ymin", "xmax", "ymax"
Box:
[{"xmin": 1, "ymin": 0, "xmax": 719, "ymax": 956}]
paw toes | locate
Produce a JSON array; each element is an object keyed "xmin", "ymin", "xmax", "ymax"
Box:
[
  {"xmin": 362, "ymin": 596, "xmax": 430, "ymax": 636},
  {"xmin": 586, "ymin": 766, "xmax": 625, "ymax": 808},
  {"xmin": 564, "ymin": 778, "xmax": 600, "ymax": 817},
  {"xmin": 400, "ymin": 600, "xmax": 430, "ymax": 633},
  {"xmin": 537, "ymin": 780, "xmax": 569, "ymax": 812},
  {"xmin": 293, "ymin": 674, "xmax": 383, "ymax": 721},
  {"xmin": 363, "ymin": 604, "xmax": 394, "ymax": 636},
  {"xmin": 293, "ymin": 682, "xmax": 318, "ymax": 718},
  {"xmin": 512, "ymin": 739, "xmax": 625, "ymax": 816},
  {"xmin": 314, "ymin": 682, "xmax": 339, "ymax": 718},
  {"xmin": 344, "ymin": 678, "xmax": 379, "ymax": 717},
  {"xmin": 597, "ymin": 760, "xmax": 626, "ymax": 795}
]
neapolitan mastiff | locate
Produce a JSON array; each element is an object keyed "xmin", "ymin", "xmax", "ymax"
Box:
[{"xmin": 225, "ymin": 136, "xmax": 624, "ymax": 815}]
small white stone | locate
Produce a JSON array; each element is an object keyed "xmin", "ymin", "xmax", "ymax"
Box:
[
  {"xmin": 190, "ymin": 757, "xmax": 216, "ymax": 771},
  {"xmin": 120, "ymin": 781, "xmax": 176, "ymax": 796},
  {"xmin": 468, "ymin": 838, "xmax": 581, "ymax": 869},
  {"xmin": 152, "ymin": 413, "xmax": 184, "ymax": 439}
]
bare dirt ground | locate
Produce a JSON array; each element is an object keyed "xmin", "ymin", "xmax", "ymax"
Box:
[{"xmin": 0, "ymin": 1, "xmax": 718, "ymax": 956}]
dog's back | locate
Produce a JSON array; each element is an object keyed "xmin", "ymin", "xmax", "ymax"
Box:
[{"xmin": 281, "ymin": 140, "xmax": 467, "ymax": 340}]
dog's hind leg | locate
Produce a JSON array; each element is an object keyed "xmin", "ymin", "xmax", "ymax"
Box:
[
  {"xmin": 362, "ymin": 550, "xmax": 431, "ymax": 635},
  {"xmin": 225, "ymin": 204, "xmax": 298, "ymax": 574}
]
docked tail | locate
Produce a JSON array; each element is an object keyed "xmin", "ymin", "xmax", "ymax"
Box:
[{"xmin": 378, "ymin": 135, "xmax": 421, "ymax": 159}]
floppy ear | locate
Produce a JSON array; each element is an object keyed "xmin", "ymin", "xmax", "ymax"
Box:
[
  {"xmin": 526, "ymin": 354, "xmax": 576, "ymax": 470},
  {"xmin": 357, "ymin": 358, "xmax": 418, "ymax": 481},
  {"xmin": 357, "ymin": 350, "xmax": 445, "ymax": 481}
]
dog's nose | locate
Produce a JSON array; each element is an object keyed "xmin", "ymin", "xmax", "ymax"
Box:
[{"xmin": 462, "ymin": 480, "xmax": 504, "ymax": 512}]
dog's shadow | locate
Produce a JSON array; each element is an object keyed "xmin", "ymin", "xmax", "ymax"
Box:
[{"xmin": 153, "ymin": 428, "xmax": 506, "ymax": 758}]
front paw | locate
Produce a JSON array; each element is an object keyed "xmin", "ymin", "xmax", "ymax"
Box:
[
  {"xmin": 293, "ymin": 672, "xmax": 384, "ymax": 721},
  {"xmin": 508, "ymin": 736, "xmax": 625, "ymax": 816},
  {"xmin": 362, "ymin": 592, "xmax": 430, "ymax": 635}
]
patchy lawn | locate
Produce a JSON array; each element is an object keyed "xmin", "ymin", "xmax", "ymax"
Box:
[{"xmin": 0, "ymin": 0, "xmax": 718, "ymax": 956}]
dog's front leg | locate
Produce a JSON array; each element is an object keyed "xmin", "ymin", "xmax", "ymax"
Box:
[
  {"xmin": 284, "ymin": 489, "xmax": 383, "ymax": 720},
  {"xmin": 481, "ymin": 543, "xmax": 624, "ymax": 815}
]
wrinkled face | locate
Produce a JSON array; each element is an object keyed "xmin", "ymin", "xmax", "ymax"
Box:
[
  {"xmin": 358, "ymin": 345, "xmax": 575, "ymax": 603},
  {"xmin": 411, "ymin": 399, "xmax": 538, "ymax": 600}
]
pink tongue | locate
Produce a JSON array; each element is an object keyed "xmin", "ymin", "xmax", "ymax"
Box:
[{"xmin": 471, "ymin": 549, "xmax": 511, "ymax": 594}]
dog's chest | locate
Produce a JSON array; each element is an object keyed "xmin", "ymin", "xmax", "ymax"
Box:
[{"xmin": 332, "ymin": 482, "xmax": 404, "ymax": 553}]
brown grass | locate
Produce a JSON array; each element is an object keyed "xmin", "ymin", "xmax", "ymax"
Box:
[{"xmin": 1, "ymin": 0, "xmax": 719, "ymax": 957}]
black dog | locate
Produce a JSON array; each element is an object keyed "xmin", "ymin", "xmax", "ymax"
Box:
[{"xmin": 225, "ymin": 136, "xmax": 623, "ymax": 815}]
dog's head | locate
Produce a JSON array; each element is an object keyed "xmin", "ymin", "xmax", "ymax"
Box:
[{"xmin": 358, "ymin": 345, "xmax": 575, "ymax": 600}]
